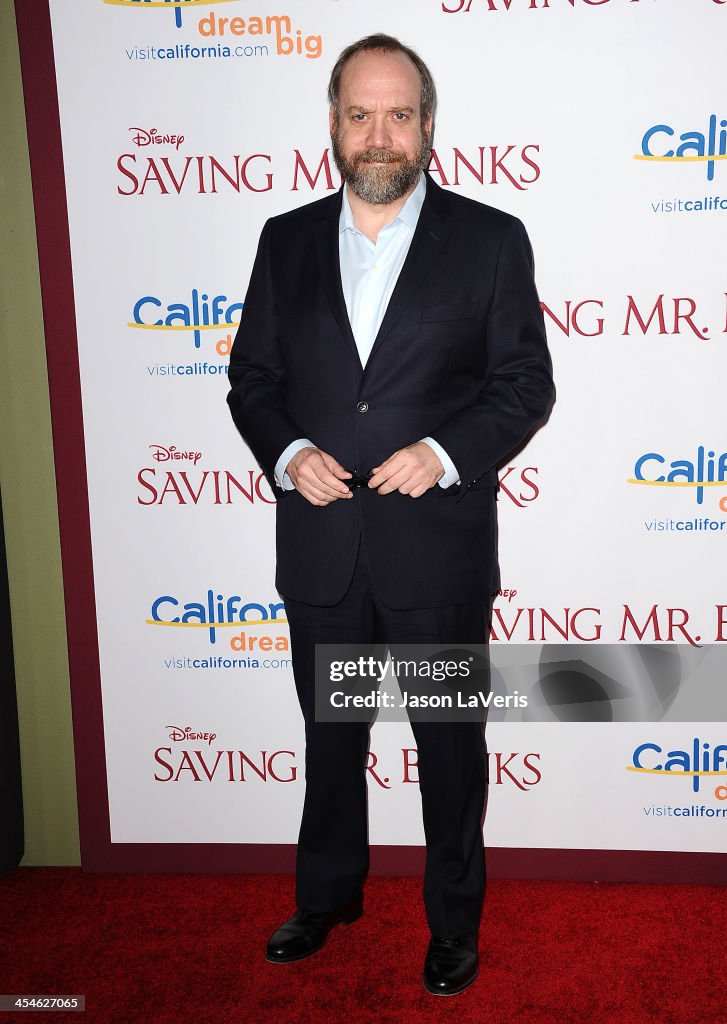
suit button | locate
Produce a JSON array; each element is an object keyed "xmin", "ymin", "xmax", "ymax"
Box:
[{"xmin": 356, "ymin": 401, "xmax": 369, "ymax": 413}]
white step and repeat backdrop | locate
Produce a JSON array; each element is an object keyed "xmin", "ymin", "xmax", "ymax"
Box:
[{"xmin": 48, "ymin": 0, "xmax": 726, "ymax": 859}]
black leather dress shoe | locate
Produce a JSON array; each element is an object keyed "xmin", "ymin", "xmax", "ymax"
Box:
[
  {"xmin": 422, "ymin": 933, "xmax": 479, "ymax": 996},
  {"xmin": 265, "ymin": 894, "xmax": 363, "ymax": 964}
]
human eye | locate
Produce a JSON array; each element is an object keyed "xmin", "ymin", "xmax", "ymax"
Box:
[{"xmin": 391, "ymin": 111, "xmax": 410, "ymax": 122}]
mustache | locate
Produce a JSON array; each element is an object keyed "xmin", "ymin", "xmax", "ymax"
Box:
[{"xmin": 352, "ymin": 149, "xmax": 406, "ymax": 165}]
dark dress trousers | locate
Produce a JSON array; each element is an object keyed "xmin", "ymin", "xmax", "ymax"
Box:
[{"xmin": 227, "ymin": 173, "xmax": 554, "ymax": 935}]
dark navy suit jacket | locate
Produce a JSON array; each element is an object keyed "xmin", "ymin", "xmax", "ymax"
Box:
[{"xmin": 227, "ymin": 174, "xmax": 554, "ymax": 608}]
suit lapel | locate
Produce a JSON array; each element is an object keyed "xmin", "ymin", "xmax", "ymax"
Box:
[
  {"xmin": 311, "ymin": 177, "xmax": 454, "ymax": 372},
  {"xmin": 313, "ymin": 194, "xmax": 362, "ymax": 369},
  {"xmin": 364, "ymin": 177, "xmax": 453, "ymax": 372}
]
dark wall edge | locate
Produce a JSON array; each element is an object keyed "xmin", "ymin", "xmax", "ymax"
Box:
[{"xmin": 14, "ymin": 0, "xmax": 111, "ymax": 868}]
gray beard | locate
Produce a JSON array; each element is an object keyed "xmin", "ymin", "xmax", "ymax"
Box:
[{"xmin": 331, "ymin": 132, "xmax": 431, "ymax": 206}]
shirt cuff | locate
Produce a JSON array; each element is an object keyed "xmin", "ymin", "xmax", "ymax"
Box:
[
  {"xmin": 421, "ymin": 437, "xmax": 460, "ymax": 488},
  {"xmin": 275, "ymin": 439, "xmax": 316, "ymax": 490}
]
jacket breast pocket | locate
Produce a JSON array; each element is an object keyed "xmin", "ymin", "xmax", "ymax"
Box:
[{"xmin": 421, "ymin": 300, "xmax": 478, "ymax": 323}]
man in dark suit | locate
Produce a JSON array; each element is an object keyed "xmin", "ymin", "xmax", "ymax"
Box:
[{"xmin": 227, "ymin": 33, "xmax": 553, "ymax": 996}]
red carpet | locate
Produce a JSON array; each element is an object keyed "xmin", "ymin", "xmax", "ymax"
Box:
[{"xmin": 0, "ymin": 869, "xmax": 723, "ymax": 1024}]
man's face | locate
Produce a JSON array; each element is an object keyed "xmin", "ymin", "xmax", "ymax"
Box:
[{"xmin": 330, "ymin": 50, "xmax": 433, "ymax": 206}]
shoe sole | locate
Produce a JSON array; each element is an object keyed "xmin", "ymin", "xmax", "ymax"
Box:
[
  {"xmin": 265, "ymin": 906, "xmax": 363, "ymax": 964},
  {"xmin": 422, "ymin": 966, "xmax": 479, "ymax": 996}
]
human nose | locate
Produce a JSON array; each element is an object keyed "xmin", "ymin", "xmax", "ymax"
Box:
[{"xmin": 366, "ymin": 113, "xmax": 392, "ymax": 149}]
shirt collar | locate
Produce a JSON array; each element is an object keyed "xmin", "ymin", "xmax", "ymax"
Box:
[{"xmin": 339, "ymin": 172, "xmax": 427, "ymax": 235}]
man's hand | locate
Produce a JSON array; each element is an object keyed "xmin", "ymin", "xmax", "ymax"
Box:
[
  {"xmin": 368, "ymin": 441, "xmax": 444, "ymax": 498},
  {"xmin": 287, "ymin": 447, "xmax": 353, "ymax": 506}
]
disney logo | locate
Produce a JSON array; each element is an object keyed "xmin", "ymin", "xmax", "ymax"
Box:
[
  {"xmin": 150, "ymin": 445, "xmax": 202, "ymax": 466},
  {"xmin": 166, "ymin": 725, "xmax": 217, "ymax": 745},
  {"xmin": 129, "ymin": 128, "xmax": 185, "ymax": 150}
]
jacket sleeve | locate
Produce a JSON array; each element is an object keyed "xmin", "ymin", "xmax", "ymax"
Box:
[
  {"xmin": 226, "ymin": 220, "xmax": 307, "ymax": 489},
  {"xmin": 428, "ymin": 216, "xmax": 554, "ymax": 495}
]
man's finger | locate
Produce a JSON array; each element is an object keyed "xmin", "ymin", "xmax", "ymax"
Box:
[
  {"xmin": 369, "ymin": 455, "xmax": 408, "ymax": 490},
  {"xmin": 296, "ymin": 476, "xmax": 350, "ymax": 503},
  {"xmin": 320, "ymin": 453, "xmax": 352, "ymax": 481},
  {"xmin": 295, "ymin": 474, "xmax": 352, "ymax": 501},
  {"xmin": 290, "ymin": 449, "xmax": 352, "ymax": 497},
  {"xmin": 300, "ymin": 463, "xmax": 352, "ymax": 496},
  {"xmin": 376, "ymin": 467, "xmax": 413, "ymax": 495}
]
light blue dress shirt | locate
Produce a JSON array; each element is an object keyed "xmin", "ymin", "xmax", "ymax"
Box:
[{"xmin": 275, "ymin": 173, "xmax": 459, "ymax": 490}]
